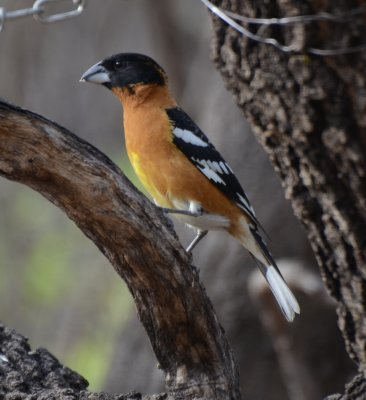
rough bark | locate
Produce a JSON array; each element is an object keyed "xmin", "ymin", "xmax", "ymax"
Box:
[
  {"xmin": 0, "ymin": 323, "xmax": 164, "ymax": 400},
  {"xmin": 0, "ymin": 101, "xmax": 241, "ymax": 399},
  {"xmin": 210, "ymin": 0, "xmax": 366, "ymax": 398}
]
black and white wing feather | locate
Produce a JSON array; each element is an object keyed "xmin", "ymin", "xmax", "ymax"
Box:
[{"xmin": 167, "ymin": 107, "xmax": 262, "ymax": 228}]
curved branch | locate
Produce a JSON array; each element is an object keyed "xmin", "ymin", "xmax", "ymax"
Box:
[{"xmin": 0, "ymin": 100, "xmax": 241, "ymax": 400}]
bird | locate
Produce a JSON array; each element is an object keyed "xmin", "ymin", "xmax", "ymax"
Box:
[{"xmin": 80, "ymin": 53, "xmax": 300, "ymax": 322}]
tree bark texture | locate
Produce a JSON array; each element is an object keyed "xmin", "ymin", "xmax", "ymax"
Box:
[
  {"xmin": 210, "ymin": 0, "xmax": 366, "ymax": 397},
  {"xmin": 0, "ymin": 323, "xmax": 166, "ymax": 400},
  {"xmin": 0, "ymin": 101, "xmax": 241, "ymax": 399}
]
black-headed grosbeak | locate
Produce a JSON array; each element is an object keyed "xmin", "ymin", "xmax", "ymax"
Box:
[{"xmin": 80, "ymin": 53, "xmax": 300, "ymax": 322}]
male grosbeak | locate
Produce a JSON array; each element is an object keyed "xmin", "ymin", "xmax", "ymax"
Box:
[{"xmin": 80, "ymin": 53, "xmax": 300, "ymax": 321}]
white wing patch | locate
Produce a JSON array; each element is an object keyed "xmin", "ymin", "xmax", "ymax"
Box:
[
  {"xmin": 191, "ymin": 156, "xmax": 257, "ymax": 221},
  {"xmin": 212, "ymin": 161, "xmax": 221, "ymax": 173},
  {"xmin": 219, "ymin": 161, "xmax": 229, "ymax": 174},
  {"xmin": 197, "ymin": 164, "xmax": 226, "ymax": 185},
  {"xmin": 173, "ymin": 127, "xmax": 208, "ymax": 147},
  {"xmin": 192, "ymin": 157, "xmax": 233, "ymax": 186},
  {"xmin": 204, "ymin": 160, "xmax": 231, "ymax": 175},
  {"xmin": 237, "ymin": 193, "xmax": 256, "ymax": 215}
]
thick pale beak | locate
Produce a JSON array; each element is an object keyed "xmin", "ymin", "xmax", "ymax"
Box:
[{"xmin": 80, "ymin": 62, "xmax": 110, "ymax": 85}]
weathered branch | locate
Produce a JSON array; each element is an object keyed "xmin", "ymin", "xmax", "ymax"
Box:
[
  {"xmin": 0, "ymin": 101, "xmax": 241, "ymax": 399},
  {"xmin": 209, "ymin": 0, "xmax": 366, "ymax": 398}
]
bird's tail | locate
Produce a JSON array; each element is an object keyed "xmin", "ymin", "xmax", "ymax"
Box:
[{"xmin": 238, "ymin": 219, "xmax": 300, "ymax": 322}]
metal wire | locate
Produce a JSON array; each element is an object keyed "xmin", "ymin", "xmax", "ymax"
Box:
[
  {"xmin": 200, "ymin": 0, "xmax": 366, "ymax": 56},
  {"xmin": 225, "ymin": 5, "xmax": 366, "ymax": 25},
  {"xmin": 0, "ymin": 0, "xmax": 86, "ymax": 32}
]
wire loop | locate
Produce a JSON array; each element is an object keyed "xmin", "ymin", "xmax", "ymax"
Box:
[
  {"xmin": 0, "ymin": 0, "xmax": 87, "ymax": 31},
  {"xmin": 200, "ymin": 0, "xmax": 366, "ymax": 56},
  {"xmin": 33, "ymin": 0, "xmax": 86, "ymax": 23},
  {"xmin": 0, "ymin": 8, "xmax": 5, "ymax": 32}
]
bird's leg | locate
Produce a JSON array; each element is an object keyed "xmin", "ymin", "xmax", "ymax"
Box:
[
  {"xmin": 160, "ymin": 207, "xmax": 202, "ymax": 217},
  {"xmin": 159, "ymin": 206, "xmax": 207, "ymax": 251},
  {"xmin": 186, "ymin": 230, "xmax": 208, "ymax": 253}
]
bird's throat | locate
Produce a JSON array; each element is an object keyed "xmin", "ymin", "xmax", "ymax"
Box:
[{"xmin": 112, "ymin": 84, "xmax": 176, "ymax": 109}]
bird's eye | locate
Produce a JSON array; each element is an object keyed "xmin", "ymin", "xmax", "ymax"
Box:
[{"xmin": 114, "ymin": 60, "xmax": 125, "ymax": 70}]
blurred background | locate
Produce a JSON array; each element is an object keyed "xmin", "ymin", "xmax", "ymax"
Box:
[{"xmin": 0, "ymin": 0, "xmax": 356, "ymax": 398}]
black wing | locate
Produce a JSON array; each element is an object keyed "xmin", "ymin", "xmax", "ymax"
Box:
[{"xmin": 166, "ymin": 107, "xmax": 260, "ymax": 226}]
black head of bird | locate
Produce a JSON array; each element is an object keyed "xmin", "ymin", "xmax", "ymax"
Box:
[{"xmin": 80, "ymin": 53, "xmax": 167, "ymax": 91}]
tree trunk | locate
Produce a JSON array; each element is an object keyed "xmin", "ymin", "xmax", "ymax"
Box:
[
  {"xmin": 0, "ymin": 101, "xmax": 241, "ymax": 400},
  {"xmin": 209, "ymin": 0, "xmax": 366, "ymax": 397}
]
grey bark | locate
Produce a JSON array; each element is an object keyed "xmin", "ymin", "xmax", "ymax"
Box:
[{"xmin": 210, "ymin": 0, "xmax": 366, "ymax": 398}]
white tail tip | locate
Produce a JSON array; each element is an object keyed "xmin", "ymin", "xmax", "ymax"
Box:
[{"xmin": 266, "ymin": 266, "xmax": 300, "ymax": 322}]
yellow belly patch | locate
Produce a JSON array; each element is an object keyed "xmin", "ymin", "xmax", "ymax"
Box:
[{"xmin": 129, "ymin": 151, "xmax": 170, "ymax": 207}]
